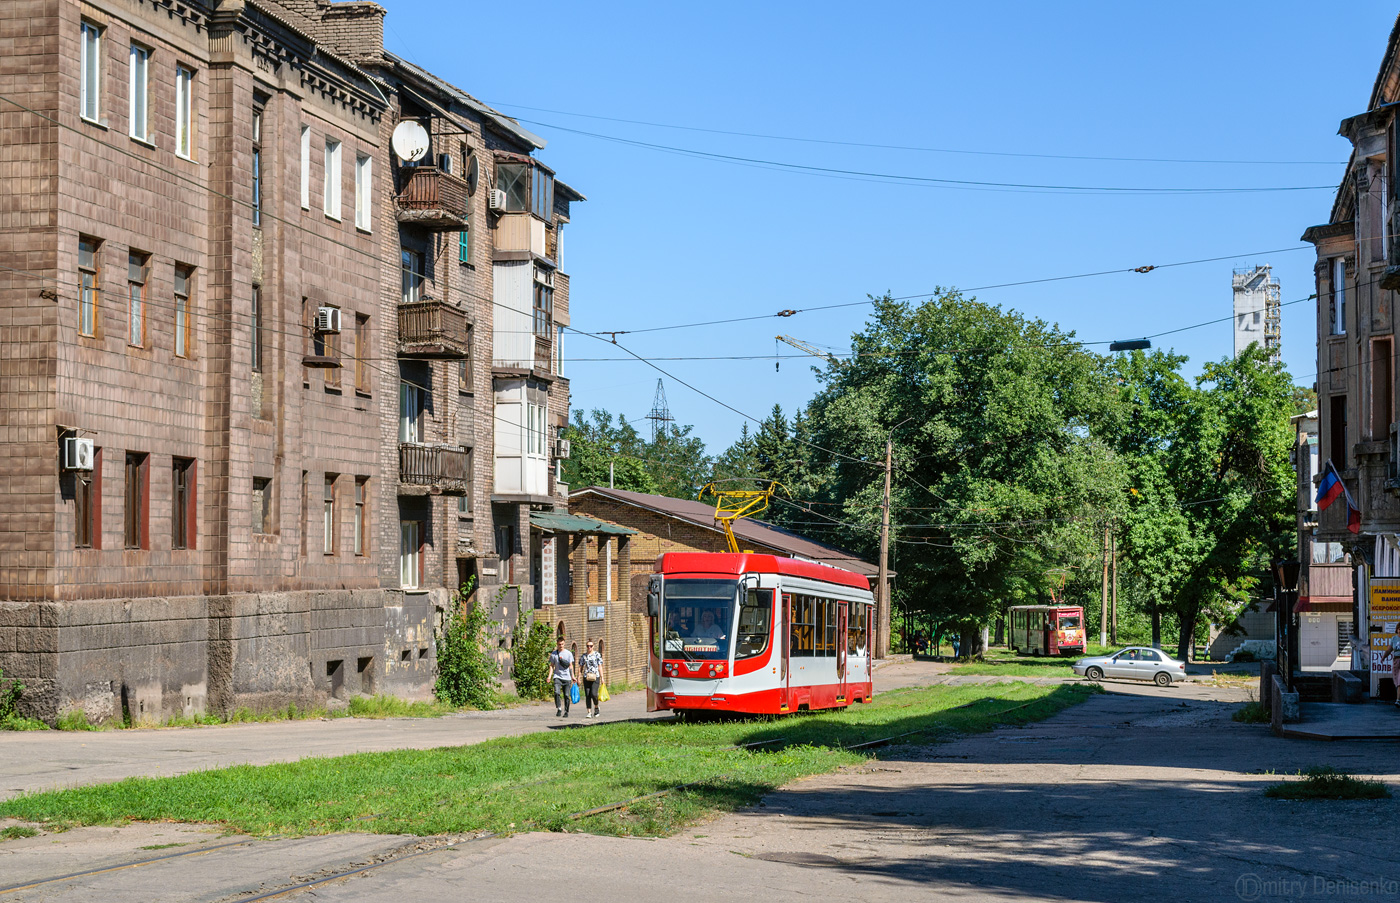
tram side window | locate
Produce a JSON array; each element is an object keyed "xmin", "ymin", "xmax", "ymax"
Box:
[
  {"xmin": 849, "ymin": 602, "xmax": 868, "ymax": 655},
  {"xmin": 791, "ymin": 594, "xmax": 815, "ymax": 657},
  {"xmin": 736, "ymin": 588, "xmax": 773, "ymax": 659}
]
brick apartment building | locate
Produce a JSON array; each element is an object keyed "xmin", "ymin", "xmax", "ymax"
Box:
[
  {"xmin": 0, "ymin": 0, "xmax": 582, "ymax": 722},
  {"xmin": 1301, "ymin": 10, "xmax": 1400, "ymax": 700}
]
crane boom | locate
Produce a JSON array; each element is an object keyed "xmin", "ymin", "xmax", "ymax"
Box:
[{"xmin": 776, "ymin": 334, "xmax": 838, "ymax": 364}]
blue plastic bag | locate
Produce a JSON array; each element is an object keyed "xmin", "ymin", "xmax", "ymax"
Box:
[{"xmin": 570, "ymin": 682, "xmax": 580, "ymax": 705}]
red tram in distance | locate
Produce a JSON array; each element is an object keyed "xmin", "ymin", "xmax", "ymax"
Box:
[
  {"xmin": 1007, "ymin": 604, "xmax": 1087, "ymax": 656},
  {"xmin": 646, "ymin": 552, "xmax": 875, "ymax": 716}
]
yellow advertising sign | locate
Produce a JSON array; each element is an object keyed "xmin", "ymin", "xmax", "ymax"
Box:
[{"xmin": 1371, "ymin": 578, "xmax": 1400, "ymax": 622}]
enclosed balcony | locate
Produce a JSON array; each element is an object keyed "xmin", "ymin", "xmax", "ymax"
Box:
[
  {"xmin": 399, "ymin": 299, "xmax": 469, "ymax": 359},
  {"xmin": 399, "ymin": 443, "xmax": 468, "ymax": 496},
  {"xmin": 395, "ymin": 166, "xmax": 469, "ymax": 231}
]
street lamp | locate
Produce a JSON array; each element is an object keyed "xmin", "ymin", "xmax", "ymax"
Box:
[
  {"xmin": 1109, "ymin": 339, "xmax": 1152, "ymax": 352},
  {"xmin": 1274, "ymin": 559, "xmax": 1301, "ymax": 690}
]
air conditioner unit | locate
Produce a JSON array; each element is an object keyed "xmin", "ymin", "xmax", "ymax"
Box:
[
  {"xmin": 63, "ymin": 436, "xmax": 94, "ymax": 471},
  {"xmin": 553, "ymin": 438, "xmax": 571, "ymax": 459},
  {"xmin": 314, "ymin": 307, "xmax": 342, "ymax": 334},
  {"xmin": 488, "ymin": 189, "xmax": 507, "ymax": 212}
]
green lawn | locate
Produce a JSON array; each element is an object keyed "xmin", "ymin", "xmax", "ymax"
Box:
[
  {"xmin": 0, "ymin": 682, "xmax": 1097, "ymax": 839},
  {"xmin": 946, "ymin": 644, "xmax": 1104, "ymax": 678}
]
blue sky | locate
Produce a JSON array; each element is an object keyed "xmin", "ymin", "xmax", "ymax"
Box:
[{"xmin": 386, "ymin": 2, "xmax": 1396, "ymax": 452}]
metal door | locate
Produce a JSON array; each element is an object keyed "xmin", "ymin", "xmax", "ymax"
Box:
[
  {"xmin": 837, "ymin": 602, "xmax": 848, "ymax": 700},
  {"xmin": 782, "ymin": 593, "xmax": 791, "ymax": 706}
]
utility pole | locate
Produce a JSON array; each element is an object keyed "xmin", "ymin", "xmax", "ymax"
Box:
[
  {"xmin": 1110, "ymin": 526, "xmax": 1119, "ymax": 645},
  {"xmin": 1100, "ymin": 524, "xmax": 1110, "ymax": 648},
  {"xmin": 878, "ymin": 439, "xmax": 892, "ymax": 659},
  {"xmin": 609, "ymin": 461, "xmax": 614, "ymax": 489}
]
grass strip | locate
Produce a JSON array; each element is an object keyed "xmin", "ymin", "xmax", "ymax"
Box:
[
  {"xmin": 1264, "ymin": 767, "xmax": 1392, "ymax": 800},
  {"xmin": 0, "ymin": 681, "xmax": 1097, "ymax": 839}
]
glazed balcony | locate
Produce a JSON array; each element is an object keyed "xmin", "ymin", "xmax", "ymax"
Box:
[
  {"xmin": 395, "ymin": 167, "xmax": 469, "ymax": 231},
  {"xmin": 399, "ymin": 299, "xmax": 469, "ymax": 360},
  {"xmin": 398, "ymin": 443, "xmax": 468, "ymax": 496}
]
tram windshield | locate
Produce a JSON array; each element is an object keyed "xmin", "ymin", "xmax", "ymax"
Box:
[
  {"xmin": 662, "ymin": 579, "xmax": 737, "ymax": 661},
  {"xmin": 1058, "ymin": 613, "xmax": 1082, "ymax": 630}
]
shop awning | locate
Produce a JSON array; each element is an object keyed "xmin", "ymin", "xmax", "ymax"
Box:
[
  {"xmin": 1294, "ymin": 596, "xmax": 1353, "ymax": 613},
  {"xmin": 529, "ymin": 512, "xmax": 636, "ymax": 536}
]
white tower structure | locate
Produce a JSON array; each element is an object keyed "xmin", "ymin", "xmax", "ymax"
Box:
[{"xmin": 1233, "ymin": 265, "xmax": 1281, "ymax": 361}]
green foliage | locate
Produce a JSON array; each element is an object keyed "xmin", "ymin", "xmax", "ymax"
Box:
[
  {"xmin": 0, "ymin": 668, "xmax": 42, "ymax": 730},
  {"xmin": 1232, "ymin": 701, "xmax": 1269, "ymax": 723},
  {"xmin": 1264, "ymin": 767, "xmax": 1391, "ymax": 800},
  {"xmin": 56, "ymin": 710, "xmax": 99, "ymax": 731},
  {"xmin": 512, "ymin": 605, "xmax": 554, "ymax": 700},
  {"xmin": 0, "ymin": 682, "xmax": 1094, "ymax": 838},
  {"xmin": 346, "ymin": 696, "xmax": 453, "ymax": 719},
  {"xmin": 1, "ymin": 826, "xmax": 38, "ymax": 840},
  {"xmin": 433, "ymin": 578, "xmax": 500, "ymax": 710},
  {"xmin": 562, "ymin": 408, "xmax": 715, "ymax": 501}
]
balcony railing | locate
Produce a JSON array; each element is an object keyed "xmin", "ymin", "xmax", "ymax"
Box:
[
  {"xmin": 534, "ymin": 335, "xmax": 552, "ymax": 371},
  {"xmin": 399, "ymin": 443, "xmax": 468, "ymax": 496},
  {"xmin": 399, "ymin": 299, "xmax": 469, "ymax": 359},
  {"xmin": 395, "ymin": 166, "xmax": 469, "ymax": 231}
]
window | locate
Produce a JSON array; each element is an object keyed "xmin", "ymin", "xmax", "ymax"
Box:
[
  {"xmin": 323, "ymin": 475, "xmax": 336, "ymax": 555},
  {"xmin": 129, "ymin": 44, "xmax": 149, "ymax": 140},
  {"xmin": 847, "ymin": 601, "xmax": 867, "ymax": 655},
  {"xmin": 127, "ymin": 251, "xmax": 147, "ymax": 347},
  {"xmin": 532, "ymin": 168, "xmax": 554, "ymax": 221},
  {"xmin": 299, "ymin": 125, "xmax": 310, "ymax": 209},
  {"xmin": 458, "ymin": 326, "xmax": 473, "ymax": 393},
  {"xmin": 251, "ymin": 105, "xmax": 263, "ymax": 227},
  {"xmin": 252, "ymin": 476, "xmax": 273, "ymax": 535},
  {"xmin": 400, "ymin": 248, "xmax": 423, "ymax": 304},
  {"xmin": 299, "ymin": 470, "xmax": 307, "ymax": 556},
  {"xmin": 737, "ymin": 589, "xmax": 774, "ymax": 659},
  {"xmin": 323, "ymin": 306, "xmax": 341, "ymax": 390},
  {"xmin": 174, "ymin": 266, "xmax": 192, "ymax": 357},
  {"xmin": 555, "ymin": 325, "xmax": 564, "ymax": 377},
  {"xmin": 533, "ymin": 266, "xmax": 553, "ymax": 338},
  {"xmin": 323, "ymin": 138, "xmax": 341, "ymax": 218},
  {"xmin": 1373, "ymin": 338, "xmax": 1393, "ymax": 440},
  {"xmin": 790, "ymin": 595, "xmax": 815, "ymax": 657},
  {"xmin": 175, "ymin": 66, "xmax": 193, "ymax": 158},
  {"xmin": 527, "ymin": 401, "xmax": 546, "ymax": 456},
  {"xmin": 458, "ymin": 223, "xmax": 470, "ymax": 265},
  {"xmin": 496, "ymin": 163, "xmax": 530, "ymax": 211},
  {"xmin": 1331, "ymin": 395, "xmax": 1348, "ymax": 471},
  {"xmin": 354, "ymin": 477, "xmax": 368, "ymax": 555},
  {"xmin": 1331, "ymin": 258, "xmax": 1347, "ymax": 336},
  {"xmin": 457, "ymin": 450, "xmax": 473, "ymax": 516},
  {"xmin": 124, "ymin": 452, "xmax": 148, "ymax": 549},
  {"xmin": 172, "ymin": 457, "xmax": 195, "ymax": 550},
  {"xmin": 75, "ymin": 447, "xmax": 101, "ymax": 549},
  {"xmin": 251, "ymin": 286, "xmax": 263, "ymax": 372},
  {"xmin": 603, "ymin": 538, "xmax": 613, "ymax": 601},
  {"xmin": 354, "ymin": 314, "xmax": 370, "ymax": 393},
  {"xmin": 354, "ymin": 154, "xmax": 372, "ymax": 231},
  {"xmin": 399, "ymin": 380, "xmax": 424, "ymax": 443},
  {"xmin": 78, "ymin": 237, "xmax": 99, "ymax": 336},
  {"xmin": 400, "ymin": 520, "xmax": 420, "ymax": 589},
  {"xmin": 80, "ymin": 22, "xmax": 101, "ymax": 122}
]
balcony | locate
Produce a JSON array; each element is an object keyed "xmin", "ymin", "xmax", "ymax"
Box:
[
  {"xmin": 399, "ymin": 443, "xmax": 468, "ymax": 496},
  {"xmin": 534, "ymin": 335, "xmax": 552, "ymax": 371},
  {"xmin": 399, "ymin": 299, "xmax": 469, "ymax": 359},
  {"xmin": 395, "ymin": 166, "xmax": 469, "ymax": 231}
]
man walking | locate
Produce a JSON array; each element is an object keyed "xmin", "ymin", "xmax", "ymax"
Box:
[{"xmin": 550, "ymin": 638, "xmax": 576, "ymax": 717}]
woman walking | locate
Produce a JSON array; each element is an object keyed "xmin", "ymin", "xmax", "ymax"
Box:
[{"xmin": 580, "ymin": 639, "xmax": 603, "ymax": 719}]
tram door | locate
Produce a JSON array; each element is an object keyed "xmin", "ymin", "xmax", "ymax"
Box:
[
  {"xmin": 781, "ymin": 593, "xmax": 791, "ymax": 706},
  {"xmin": 837, "ymin": 602, "xmax": 848, "ymax": 701}
]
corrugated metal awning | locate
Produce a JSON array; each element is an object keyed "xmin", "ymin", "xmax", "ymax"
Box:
[
  {"xmin": 529, "ymin": 512, "xmax": 636, "ymax": 536},
  {"xmin": 1295, "ymin": 596, "xmax": 1353, "ymax": 613}
]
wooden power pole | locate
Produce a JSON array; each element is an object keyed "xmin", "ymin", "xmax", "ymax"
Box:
[
  {"xmin": 877, "ymin": 439, "xmax": 892, "ymax": 659},
  {"xmin": 1100, "ymin": 524, "xmax": 1110, "ymax": 647},
  {"xmin": 1110, "ymin": 526, "xmax": 1119, "ymax": 645}
]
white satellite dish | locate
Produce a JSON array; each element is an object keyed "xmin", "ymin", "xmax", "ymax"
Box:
[{"xmin": 391, "ymin": 120, "xmax": 430, "ymax": 163}]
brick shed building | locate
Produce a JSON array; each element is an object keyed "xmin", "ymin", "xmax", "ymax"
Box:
[
  {"xmin": 557, "ymin": 486, "xmax": 883, "ymax": 683},
  {"xmin": 0, "ymin": 0, "xmax": 584, "ymax": 723}
]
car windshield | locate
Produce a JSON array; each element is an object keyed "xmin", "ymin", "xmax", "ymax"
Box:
[
  {"xmin": 1058, "ymin": 614, "xmax": 1082, "ymax": 629},
  {"xmin": 662, "ymin": 578, "xmax": 736, "ymax": 662}
]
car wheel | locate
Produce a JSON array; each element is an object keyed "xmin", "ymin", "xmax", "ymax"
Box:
[
  {"xmin": 1085, "ymin": 666, "xmax": 1103, "ymax": 681},
  {"xmin": 1154, "ymin": 672, "xmax": 1172, "ymax": 687}
]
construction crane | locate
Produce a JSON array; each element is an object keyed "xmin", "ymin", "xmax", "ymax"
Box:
[
  {"xmin": 775, "ymin": 334, "xmax": 838, "ymax": 371},
  {"xmin": 698, "ymin": 480, "xmax": 785, "ymax": 554}
]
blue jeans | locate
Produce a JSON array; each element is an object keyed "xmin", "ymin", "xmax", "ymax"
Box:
[{"xmin": 553, "ymin": 677, "xmax": 573, "ymax": 714}]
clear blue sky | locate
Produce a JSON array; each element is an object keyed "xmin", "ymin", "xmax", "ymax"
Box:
[{"xmin": 385, "ymin": 2, "xmax": 1395, "ymax": 452}]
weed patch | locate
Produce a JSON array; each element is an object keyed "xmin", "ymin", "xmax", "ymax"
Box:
[
  {"xmin": 1232, "ymin": 701, "xmax": 1269, "ymax": 724},
  {"xmin": 1265, "ymin": 767, "xmax": 1392, "ymax": 800},
  {"xmin": 0, "ymin": 826, "xmax": 38, "ymax": 841}
]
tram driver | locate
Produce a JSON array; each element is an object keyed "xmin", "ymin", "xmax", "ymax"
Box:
[{"xmin": 695, "ymin": 608, "xmax": 727, "ymax": 642}]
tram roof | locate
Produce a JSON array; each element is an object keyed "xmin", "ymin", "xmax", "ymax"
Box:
[{"xmin": 656, "ymin": 552, "xmax": 873, "ymax": 592}]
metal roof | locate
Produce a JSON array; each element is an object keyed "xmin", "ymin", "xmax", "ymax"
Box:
[{"xmin": 529, "ymin": 512, "xmax": 636, "ymax": 536}]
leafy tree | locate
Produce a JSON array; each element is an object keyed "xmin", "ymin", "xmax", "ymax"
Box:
[
  {"xmin": 511, "ymin": 606, "xmax": 554, "ymax": 700},
  {"xmin": 1290, "ymin": 384, "xmax": 1318, "ymax": 417},
  {"xmin": 434, "ymin": 578, "xmax": 499, "ymax": 709},
  {"xmin": 562, "ymin": 409, "xmax": 656, "ymax": 493},
  {"xmin": 647, "ymin": 421, "xmax": 713, "ymax": 501},
  {"xmin": 710, "ymin": 423, "xmax": 759, "ymax": 483},
  {"xmin": 801, "ymin": 291, "xmax": 1125, "ymax": 652}
]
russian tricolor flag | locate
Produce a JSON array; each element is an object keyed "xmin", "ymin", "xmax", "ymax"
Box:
[{"xmin": 1316, "ymin": 460, "xmax": 1362, "ymax": 534}]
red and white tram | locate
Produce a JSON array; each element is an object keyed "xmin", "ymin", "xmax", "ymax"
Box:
[{"xmin": 645, "ymin": 552, "xmax": 875, "ymax": 716}]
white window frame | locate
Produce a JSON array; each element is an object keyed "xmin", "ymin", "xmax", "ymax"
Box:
[
  {"xmin": 604, "ymin": 538, "xmax": 614, "ymax": 602},
  {"xmin": 128, "ymin": 44, "xmax": 149, "ymax": 141},
  {"xmin": 323, "ymin": 476, "xmax": 336, "ymax": 555},
  {"xmin": 324, "ymin": 138, "xmax": 342, "ymax": 219},
  {"xmin": 80, "ymin": 22, "xmax": 101, "ymax": 123},
  {"xmin": 399, "ymin": 381, "xmax": 423, "ymax": 443},
  {"xmin": 1332, "ymin": 257, "xmax": 1347, "ymax": 336},
  {"xmin": 400, "ymin": 520, "xmax": 420, "ymax": 589},
  {"xmin": 175, "ymin": 65, "xmax": 194, "ymax": 158},
  {"xmin": 300, "ymin": 125, "xmax": 311, "ymax": 209},
  {"xmin": 354, "ymin": 153, "xmax": 372, "ymax": 231},
  {"xmin": 527, "ymin": 401, "xmax": 546, "ymax": 457}
]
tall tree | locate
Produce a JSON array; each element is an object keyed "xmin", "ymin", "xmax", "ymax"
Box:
[{"xmin": 562, "ymin": 409, "xmax": 656, "ymax": 493}]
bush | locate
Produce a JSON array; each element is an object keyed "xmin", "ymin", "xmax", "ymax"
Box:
[
  {"xmin": 1232, "ymin": 701, "xmax": 1269, "ymax": 723},
  {"xmin": 433, "ymin": 578, "xmax": 500, "ymax": 709},
  {"xmin": 512, "ymin": 605, "xmax": 554, "ymax": 700},
  {"xmin": 0, "ymin": 667, "xmax": 23, "ymax": 719},
  {"xmin": 1265, "ymin": 766, "xmax": 1392, "ymax": 800}
]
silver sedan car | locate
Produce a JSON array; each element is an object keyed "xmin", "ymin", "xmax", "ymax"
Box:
[{"xmin": 1071, "ymin": 647, "xmax": 1187, "ymax": 686}]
